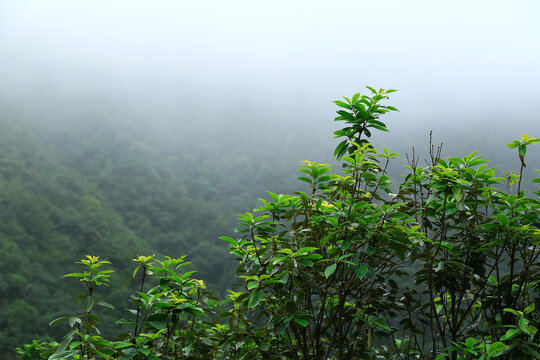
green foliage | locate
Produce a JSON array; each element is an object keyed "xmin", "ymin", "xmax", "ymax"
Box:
[
  {"xmin": 222, "ymin": 90, "xmax": 539, "ymax": 359},
  {"xmin": 0, "ymin": 138, "xmax": 150, "ymax": 358},
  {"xmin": 47, "ymin": 254, "xmax": 266, "ymax": 359},
  {"xmin": 12, "ymin": 89, "xmax": 540, "ymax": 359},
  {"xmin": 16, "ymin": 340, "xmax": 58, "ymax": 360},
  {"xmin": 505, "ymin": 133, "xmax": 539, "ymax": 194},
  {"xmin": 1, "ymin": 112, "xmax": 301, "ymax": 357},
  {"xmin": 224, "ymin": 142, "xmax": 413, "ymax": 358},
  {"xmin": 333, "ymin": 86, "xmax": 398, "ymax": 158},
  {"xmin": 395, "ymin": 131, "xmax": 539, "ymax": 359}
]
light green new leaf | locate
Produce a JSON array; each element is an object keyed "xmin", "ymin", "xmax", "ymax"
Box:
[
  {"xmin": 63, "ymin": 273, "xmax": 84, "ymax": 278},
  {"xmin": 501, "ymin": 328, "xmax": 520, "ymax": 341},
  {"xmin": 247, "ymin": 281, "xmax": 259, "ymax": 290},
  {"xmin": 488, "ymin": 342, "xmax": 508, "ymax": 356},
  {"xmin": 326, "ymin": 217, "xmax": 339, "ymax": 227},
  {"xmin": 518, "ymin": 318, "xmax": 537, "ymax": 335},
  {"xmin": 506, "ymin": 140, "xmax": 520, "ymax": 149}
]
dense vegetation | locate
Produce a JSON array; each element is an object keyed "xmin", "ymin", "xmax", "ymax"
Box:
[
  {"xmin": 1, "ymin": 105, "xmax": 323, "ymax": 358},
  {"xmin": 11, "ymin": 88, "xmax": 539, "ymax": 359}
]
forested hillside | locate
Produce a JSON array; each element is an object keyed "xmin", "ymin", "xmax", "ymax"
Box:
[
  {"xmin": 1, "ymin": 85, "xmax": 539, "ymax": 359},
  {"xmin": 0, "ymin": 103, "xmax": 332, "ymax": 357},
  {"xmin": 0, "ymin": 119, "xmax": 141, "ymax": 352},
  {"xmin": 1, "ymin": 106, "xmax": 539, "ymax": 358}
]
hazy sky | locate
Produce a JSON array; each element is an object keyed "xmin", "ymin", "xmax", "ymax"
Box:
[{"xmin": 1, "ymin": 0, "xmax": 539, "ymax": 162}]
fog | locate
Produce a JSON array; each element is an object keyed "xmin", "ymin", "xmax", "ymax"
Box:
[{"xmin": 1, "ymin": 0, "xmax": 539, "ymax": 170}]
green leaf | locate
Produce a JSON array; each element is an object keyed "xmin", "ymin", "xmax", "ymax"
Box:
[
  {"xmin": 326, "ymin": 217, "xmax": 339, "ymax": 227},
  {"xmin": 318, "ymin": 175, "xmax": 332, "ymax": 182},
  {"xmin": 139, "ymin": 348, "xmax": 151, "ymax": 356},
  {"xmin": 366, "ymin": 86, "xmax": 377, "ymax": 94},
  {"xmin": 295, "ymin": 247, "xmax": 319, "ymax": 254},
  {"xmin": 294, "ymin": 317, "xmax": 309, "ymax": 327},
  {"xmin": 372, "ymin": 320, "xmax": 391, "ymax": 331},
  {"xmin": 297, "ymin": 176, "xmax": 313, "ymax": 184},
  {"xmin": 249, "ymin": 290, "xmax": 264, "ymax": 309},
  {"xmin": 119, "ymin": 347, "xmax": 138, "ymax": 360},
  {"xmin": 325, "ymin": 263, "xmax": 337, "ymax": 278},
  {"xmin": 524, "ymin": 303, "xmax": 535, "ymax": 314},
  {"xmin": 49, "ymin": 316, "xmax": 69, "ymax": 326},
  {"xmin": 501, "ymin": 328, "xmax": 520, "ymax": 341},
  {"xmin": 334, "ymin": 100, "xmax": 352, "ymax": 109},
  {"xmin": 518, "ymin": 318, "xmax": 536, "ymax": 335},
  {"xmin": 220, "ymin": 236, "xmax": 237, "ymax": 245},
  {"xmin": 518, "ymin": 144, "xmax": 527, "ymax": 157},
  {"xmin": 333, "ymin": 129, "xmax": 347, "ymax": 136},
  {"xmin": 299, "ymin": 253, "xmax": 323, "ymax": 260},
  {"xmin": 96, "ymin": 301, "xmax": 115, "ymax": 310},
  {"xmin": 247, "ymin": 281, "xmax": 259, "ymax": 290},
  {"xmin": 341, "ymin": 239, "xmax": 352, "ymax": 251},
  {"xmin": 488, "ymin": 342, "xmax": 508, "ymax": 356},
  {"xmin": 277, "ymin": 316, "xmax": 294, "ymax": 334},
  {"xmin": 56, "ymin": 330, "xmax": 77, "ymax": 355},
  {"xmin": 465, "ymin": 337, "xmax": 477, "ymax": 348},
  {"xmin": 68, "ymin": 316, "xmax": 81, "ymax": 328},
  {"xmin": 355, "ymin": 264, "xmax": 368, "ymax": 279},
  {"xmin": 218, "ymin": 311, "xmax": 232, "ymax": 318},
  {"xmin": 63, "ymin": 273, "xmax": 84, "ymax": 278},
  {"xmin": 336, "ymin": 110, "xmax": 356, "ymax": 121},
  {"xmin": 83, "ymin": 296, "xmax": 94, "ymax": 312},
  {"xmin": 506, "ymin": 140, "xmax": 520, "ymax": 149},
  {"xmin": 131, "ymin": 265, "xmax": 140, "ymax": 280},
  {"xmin": 277, "ymin": 248, "xmax": 294, "ymax": 255},
  {"xmin": 334, "ymin": 140, "xmax": 348, "ymax": 158},
  {"xmin": 503, "ymin": 308, "xmax": 522, "ymax": 317}
]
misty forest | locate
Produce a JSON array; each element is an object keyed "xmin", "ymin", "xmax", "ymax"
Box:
[
  {"xmin": 2, "ymin": 86, "xmax": 539, "ymax": 359},
  {"xmin": 1, "ymin": 1, "xmax": 540, "ymax": 360}
]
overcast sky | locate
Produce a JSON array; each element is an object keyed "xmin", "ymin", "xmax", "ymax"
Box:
[{"xmin": 1, "ymin": 0, "xmax": 539, "ymax": 163}]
